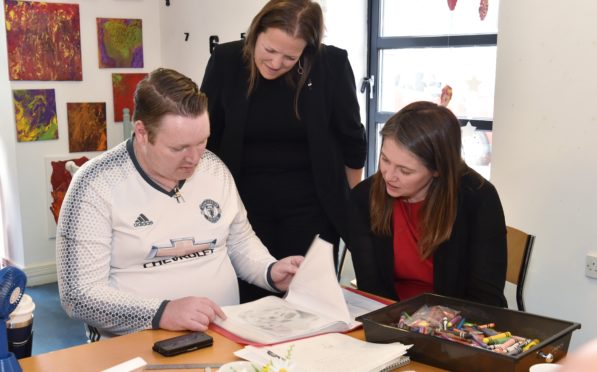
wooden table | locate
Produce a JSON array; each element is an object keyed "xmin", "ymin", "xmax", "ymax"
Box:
[{"xmin": 19, "ymin": 328, "xmax": 446, "ymax": 371}]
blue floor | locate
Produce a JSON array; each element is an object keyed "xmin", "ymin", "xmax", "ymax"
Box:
[{"xmin": 25, "ymin": 282, "xmax": 88, "ymax": 355}]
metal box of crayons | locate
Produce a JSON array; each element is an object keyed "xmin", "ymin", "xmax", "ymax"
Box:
[{"xmin": 356, "ymin": 293, "xmax": 580, "ymax": 372}]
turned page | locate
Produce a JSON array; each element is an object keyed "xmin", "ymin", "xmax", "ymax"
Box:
[
  {"xmin": 211, "ymin": 236, "xmax": 382, "ymax": 344},
  {"xmin": 283, "ymin": 236, "xmax": 351, "ymax": 325}
]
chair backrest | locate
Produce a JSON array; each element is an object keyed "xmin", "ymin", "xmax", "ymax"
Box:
[
  {"xmin": 505, "ymin": 226, "xmax": 535, "ymax": 311},
  {"xmin": 337, "ymin": 240, "xmax": 348, "ymax": 281}
]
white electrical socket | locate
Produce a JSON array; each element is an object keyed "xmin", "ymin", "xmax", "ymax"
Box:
[{"xmin": 585, "ymin": 253, "xmax": 597, "ymax": 279}]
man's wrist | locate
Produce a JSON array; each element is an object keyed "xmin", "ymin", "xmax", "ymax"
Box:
[
  {"xmin": 266, "ymin": 262, "xmax": 282, "ymax": 293},
  {"xmin": 152, "ymin": 300, "xmax": 170, "ymax": 329}
]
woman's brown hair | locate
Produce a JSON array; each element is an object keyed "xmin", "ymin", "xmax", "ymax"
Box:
[
  {"xmin": 370, "ymin": 101, "xmax": 479, "ymax": 258},
  {"xmin": 242, "ymin": 0, "xmax": 324, "ymax": 118}
]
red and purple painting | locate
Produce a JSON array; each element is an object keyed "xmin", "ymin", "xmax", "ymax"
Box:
[
  {"xmin": 49, "ymin": 156, "xmax": 89, "ymax": 224},
  {"xmin": 13, "ymin": 89, "xmax": 58, "ymax": 142},
  {"xmin": 4, "ymin": 0, "xmax": 82, "ymax": 81},
  {"xmin": 67, "ymin": 102, "xmax": 107, "ymax": 152},
  {"xmin": 97, "ymin": 18, "xmax": 144, "ymax": 68},
  {"xmin": 112, "ymin": 73, "xmax": 147, "ymax": 122}
]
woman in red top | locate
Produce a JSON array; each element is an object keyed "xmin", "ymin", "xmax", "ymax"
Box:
[{"xmin": 349, "ymin": 101, "xmax": 507, "ymax": 307}]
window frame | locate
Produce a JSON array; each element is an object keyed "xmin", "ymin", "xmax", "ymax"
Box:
[{"xmin": 364, "ymin": 0, "xmax": 498, "ymax": 177}]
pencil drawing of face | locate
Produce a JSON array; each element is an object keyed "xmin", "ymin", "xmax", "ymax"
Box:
[{"xmin": 239, "ymin": 306, "xmax": 318, "ymax": 334}]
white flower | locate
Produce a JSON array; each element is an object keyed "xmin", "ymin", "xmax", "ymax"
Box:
[
  {"xmin": 266, "ymin": 357, "xmax": 296, "ymax": 372},
  {"xmin": 260, "ymin": 345, "xmax": 296, "ymax": 372}
]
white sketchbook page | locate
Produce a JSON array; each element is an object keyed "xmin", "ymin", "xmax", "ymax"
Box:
[
  {"xmin": 214, "ymin": 236, "xmax": 361, "ymax": 344},
  {"xmin": 214, "ymin": 296, "xmax": 346, "ymax": 344},
  {"xmin": 343, "ymin": 288, "xmax": 387, "ymax": 320},
  {"xmin": 235, "ymin": 332, "xmax": 412, "ymax": 372},
  {"xmin": 284, "ymin": 236, "xmax": 351, "ymax": 325}
]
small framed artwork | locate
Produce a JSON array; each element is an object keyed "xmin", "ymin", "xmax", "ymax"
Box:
[
  {"xmin": 97, "ymin": 18, "xmax": 144, "ymax": 68},
  {"xmin": 13, "ymin": 89, "xmax": 58, "ymax": 142},
  {"xmin": 112, "ymin": 73, "xmax": 147, "ymax": 122},
  {"xmin": 5, "ymin": 0, "xmax": 82, "ymax": 81},
  {"xmin": 67, "ymin": 102, "xmax": 107, "ymax": 152},
  {"xmin": 45, "ymin": 155, "xmax": 90, "ymax": 238}
]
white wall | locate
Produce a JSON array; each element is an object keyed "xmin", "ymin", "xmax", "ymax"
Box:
[
  {"xmin": 0, "ymin": 2, "xmax": 24, "ymax": 265},
  {"xmin": 159, "ymin": 0, "xmax": 267, "ymax": 85},
  {"xmin": 0, "ymin": 0, "xmax": 162, "ymax": 282},
  {"xmin": 492, "ymin": 0, "xmax": 597, "ymax": 349}
]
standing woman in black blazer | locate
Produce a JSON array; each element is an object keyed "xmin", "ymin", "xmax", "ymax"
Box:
[
  {"xmin": 349, "ymin": 101, "xmax": 508, "ymax": 307},
  {"xmin": 201, "ymin": 0, "xmax": 367, "ymax": 302}
]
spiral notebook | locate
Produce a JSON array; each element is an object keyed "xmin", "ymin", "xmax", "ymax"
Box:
[{"xmin": 234, "ymin": 332, "xmax": 411, "ymax": 372}]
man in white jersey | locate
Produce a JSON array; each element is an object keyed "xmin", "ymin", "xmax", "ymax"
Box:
[{"xmin": 56, "ymin": 68, "xmax": 303, "ymax": 339}]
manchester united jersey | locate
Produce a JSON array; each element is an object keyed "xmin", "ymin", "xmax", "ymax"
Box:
[{"xmin": 56, "ymin": 139, "xmax": 276, "ymax": 336}]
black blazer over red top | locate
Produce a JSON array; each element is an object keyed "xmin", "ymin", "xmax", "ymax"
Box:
[
  {"xmin": 349, "ymin": 171, "xmax": 508, "ymax": 307},
  {"xmin": 200, "ymin": 40, "xmax": 367, "ymax": 243}
]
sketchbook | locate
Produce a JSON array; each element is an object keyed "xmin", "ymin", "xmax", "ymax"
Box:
[
  {"xmin": 235, "ymin": 332, "xmax": 411, "ymax": 372},
  {"xmin": 212, "ymin": 236, "xmax": 387, "ymax": 345}
]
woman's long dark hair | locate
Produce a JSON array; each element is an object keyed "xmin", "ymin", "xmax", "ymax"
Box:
[{"xmin": 370, "ymin": 101, "xmax": 480, "ymax": 258}]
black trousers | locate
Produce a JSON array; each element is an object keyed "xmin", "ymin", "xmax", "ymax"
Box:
[{"xmin": 238, "ymin": 170, "xmax": 339, "ymax": 303}]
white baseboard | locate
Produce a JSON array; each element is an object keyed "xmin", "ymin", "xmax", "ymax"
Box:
[{"xmin": 23, "ymin": 261, "xmax": 57, "ymax": 286}]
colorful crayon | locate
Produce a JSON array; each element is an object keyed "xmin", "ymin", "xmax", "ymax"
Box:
[
  {"xmin": 522, "ymin": 339, "xmax": 540, "ymax": 351},
  {"xmin": 483, "ymin": 332, "xmax": 512, "ymax": 344}
]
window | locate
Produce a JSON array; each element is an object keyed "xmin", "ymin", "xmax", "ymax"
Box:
[{"xmin": 365, "ymin": 0, "xmax": 499, "ymax": 179}]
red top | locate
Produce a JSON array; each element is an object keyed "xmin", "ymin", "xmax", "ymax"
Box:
[{"xmin": 393, "ymin": 199, "xmax": 434, "ymax": 300}]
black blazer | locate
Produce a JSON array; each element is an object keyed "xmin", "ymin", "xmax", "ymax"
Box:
[
  {"xmin": 349, "ymin": 171, "xmax": 508, "ymax": 307},
  {"xmin": 200, "ymin": 41, "xmax": 367, "ymax": 242}
]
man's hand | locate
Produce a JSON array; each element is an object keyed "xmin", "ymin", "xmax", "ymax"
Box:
[
  {"xmin": 270, "ymin": 255, "xmax": 304, "ymax": 292},
  {"xmin": 159, "ymin": 297, "xmax": 226, "ymax": 332}
]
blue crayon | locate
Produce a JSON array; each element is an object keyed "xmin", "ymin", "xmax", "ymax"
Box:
[
  {"xmin": 456, "ymin": 317, "xmax": 466, "ymax": 330},
  {"xmin": 481, "ymin": 328, "xmax": 499, "ymax": 336}
]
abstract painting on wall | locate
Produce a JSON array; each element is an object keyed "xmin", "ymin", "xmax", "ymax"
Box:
[
  {"xmin": 13, "ymin": 89, "xmax": 58, "ymax": 142},
  {"xmin": 45, "ymin": 155, "xmax": 90, "ymax": 238},
  {"xmin": 112, "ymin": 73, "xmax": 147, "ymax": 122},
  {"xmin": 67, "ymin": 102, "xmax": 107, "ymax": 152},
  {"xmin": 4, "ymin": 0, "xmax": 82, "ymax": 81},
  {"xmin": 97, "ymin": 18, "xmax": 144, "ymax": 68}
]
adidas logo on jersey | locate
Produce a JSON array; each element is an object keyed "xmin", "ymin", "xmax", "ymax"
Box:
[{"xmin": 133, "ymin": 213, "xmax": 154, "ymax": 227}]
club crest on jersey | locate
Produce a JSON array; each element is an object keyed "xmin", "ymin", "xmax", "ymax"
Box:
[{"xmin": 200, "ymin": 199, "xmax": 221, "ymax": 223}]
